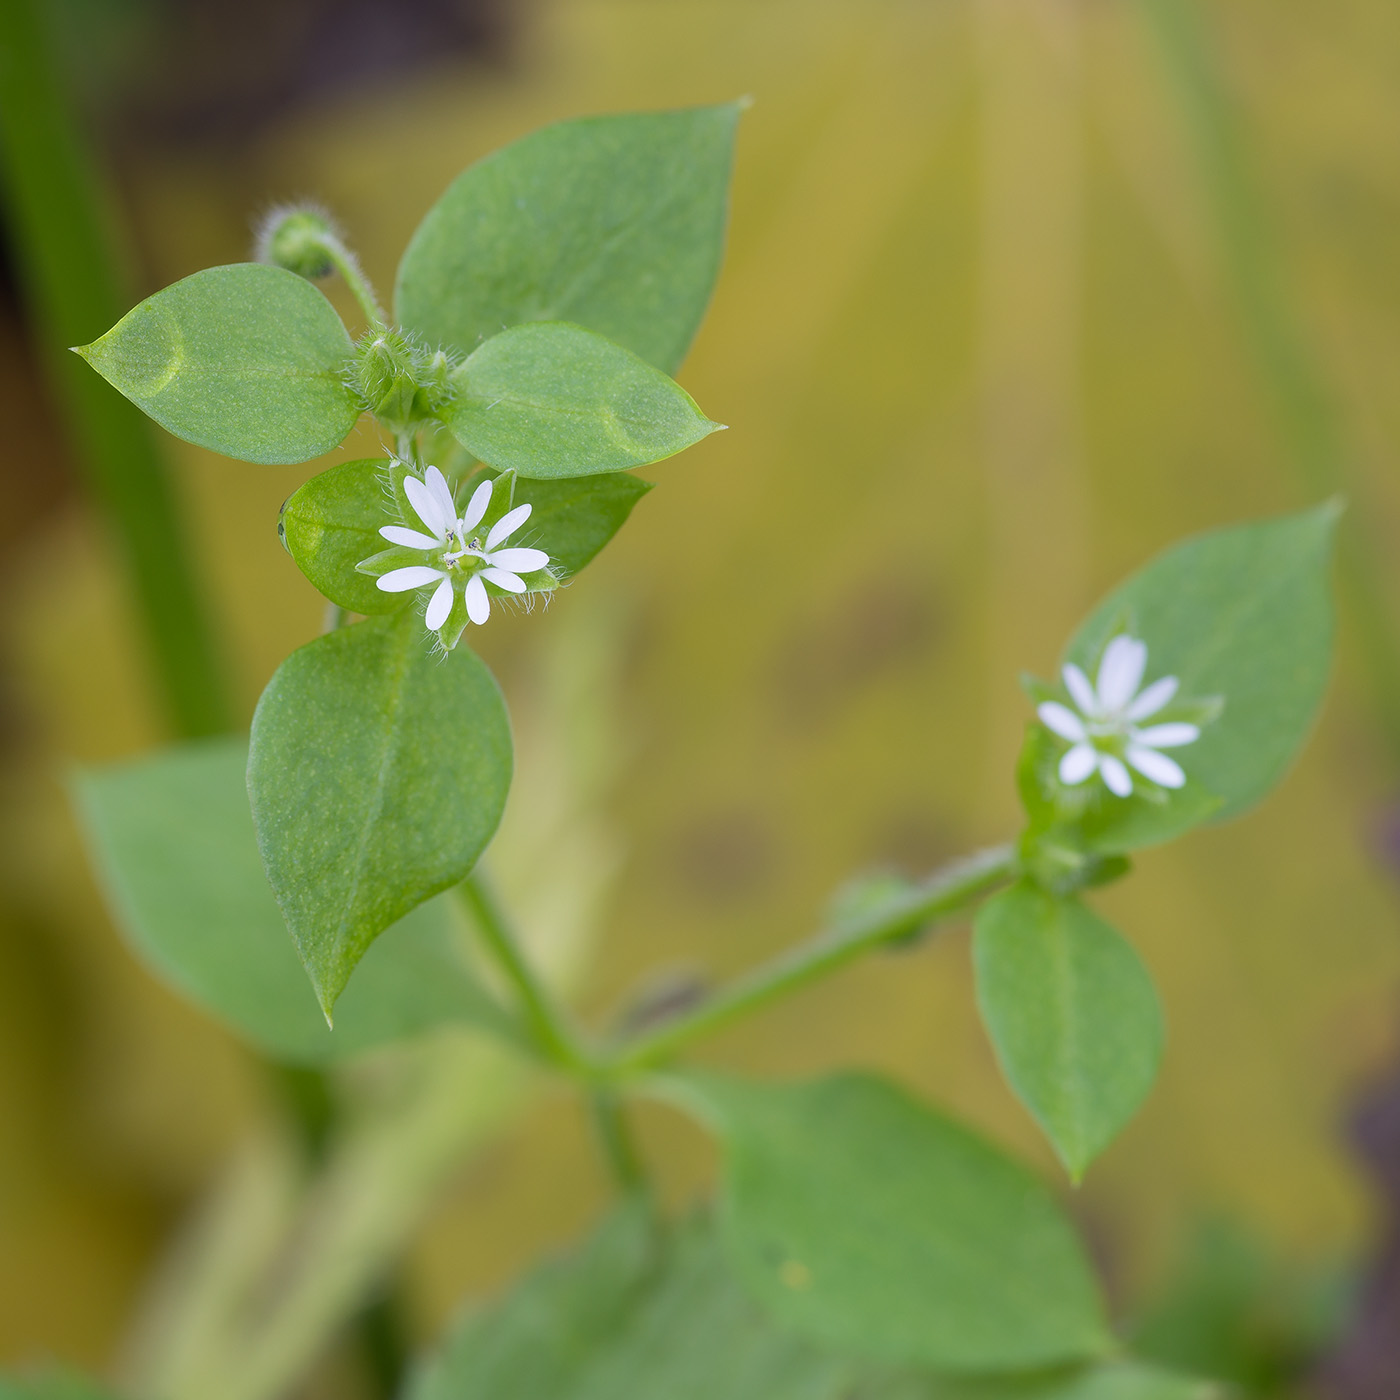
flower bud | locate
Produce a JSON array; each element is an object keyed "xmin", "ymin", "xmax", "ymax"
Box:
[
  {"xmin": 353, "ymin": 329, "xmax": 422, "ymax": 428},
  {"xmin": 256, "ymin": 206, "xmax": 338, "ymax": 280}
]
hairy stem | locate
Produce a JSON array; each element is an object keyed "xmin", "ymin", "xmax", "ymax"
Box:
[
  {"xmin": 607, "ymin": 845, "xmax": 1017, "ymax": 1075},
  {"xmin": 458, "ymin": 873, "xmax": 593, "ymax": 1074},
  {"xmin": 322, "ymin": 234, "xmax": 387, "ymax": 328}
]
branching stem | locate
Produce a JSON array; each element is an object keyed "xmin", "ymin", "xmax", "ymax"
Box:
[
  {"xmin": 321, "ymin": 233, "xmax": 388, "ymax": 328},
  {"xmin": 604, "ymin": 845, "xmax": 1017, "ymax": 1075}
]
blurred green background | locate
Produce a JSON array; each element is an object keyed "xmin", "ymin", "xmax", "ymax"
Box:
[{"xmin": 2, "ymin": 0, "xmax": 1400, "ymax": 1391}]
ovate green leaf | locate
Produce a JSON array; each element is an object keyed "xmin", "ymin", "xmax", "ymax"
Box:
[
  {"xmin": 443, "ymin": 322, "xmax": 718, "ymax": 478},
  {"xmin": 395, "ymin": 104, "xmax": 741, "ymax": 374},
  {"xmin": 73, "ymin": 737, "xmax": 511, "ymax": 1063},
  {"xmin": 973, "ymin": 882, "xmax": 1164, "ymax": 1180},
  {"xmin": 248, "ymin": 613, "xmax": 512, "ymax": 1015},
  {"xmin": 1034, "ymin": 505, "xmax": 1337, "ymax": 853},
  {"xmin": 280, "ymin": 457, "xmax": 405, "ymax": 614},
  {"xmin": 503, "ymin": 471, "xmax": 652, "ymax": 577},
  {"xmin": 677, "ymin": 1072, "xmax": 1110, "ymax": 1373},
  {"xmin": 74, "ymin": 263, "xmax": 359, "ymax": 463},
  {"xmin": 411, "ymin": 1206, "xmax": 856, "ymax": 1400}
]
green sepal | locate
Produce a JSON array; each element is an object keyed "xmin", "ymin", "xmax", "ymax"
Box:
[
  {"xmin": 74, "ymin": 263, "xmax": 359, "ymax": 463},
  {"xmin": 442, "ymin": 322, "xmax": 720, "ymax": 479},
  {"xmin": 974, "ymin": 881, "xmax": 1164, "ymax": 1182},
  {"xmin": 247, "ymin": 611, "xmax": 512, "ymax": 1016}
]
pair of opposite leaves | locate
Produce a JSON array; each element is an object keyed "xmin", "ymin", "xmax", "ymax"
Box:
[{"xmin": 76, "ymin": 105, "xmax": 745, "ymax": 1016}]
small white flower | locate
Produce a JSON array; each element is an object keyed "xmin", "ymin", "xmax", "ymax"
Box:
[
  {"xmin": 371, "ymin": 466, "xmax": 549, "ymax": 633},
  {"xmin": 1037, "ymin": 634, "xmax": 1201, "ymax": 799}
]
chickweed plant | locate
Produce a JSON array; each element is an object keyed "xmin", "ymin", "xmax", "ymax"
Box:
[{"xmin": 36, "ymin": 105, "xmax": 1338, "ymax": 1400}]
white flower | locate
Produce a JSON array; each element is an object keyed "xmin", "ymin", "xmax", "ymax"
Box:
[
  {"xmin": 371, "ymin": 466, "xmax": 550, "ymax": 633},
  {"xmin": 1037, "ymin": 634, "xmax": 1201, "ymax": 798}
]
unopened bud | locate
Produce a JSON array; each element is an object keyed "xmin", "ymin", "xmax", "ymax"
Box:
[{"xmin": 256, "ymin": 206, "xmax": 338, "ymax": 280}]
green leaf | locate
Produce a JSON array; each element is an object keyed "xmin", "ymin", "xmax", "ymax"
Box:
[
  {"xmin": 973, "ymin": 882, "xmax": 1164, "ymax": 1181},
  {"xmin": 395, "ymin": 104, "xmax": 741, "ymax": 374},
  {"xmin": 279, "ymin": 457, "xmax": 406, "ymax": 615},
  {"xmin": 1036, "ymin": 505, "xmax": 1338, "ymax": 853},
  {"xmin": 411, "ymin": 1205, "xmax": 857, "ymax": 1400},
  {"xmin": 503, "ymin": 471, "xmax": 652, "ymax": 577},
  {"xmin": 73, "ymin": 737, "xmax": 511, "ymax": 1063},
  {"xmin": 74, "ymin": 263, "xmax": 359, "ymax": 464},
  {"xmin": 442, "ymin": 322, "xmax": 719, "ymax": 479},
  {"xmin": 248, "ymin": 613, "xmax": 512, "ymax": 1016},
  {"xmin": 878, "ymin": 1360, "xmax": 1216, "ymax": 1399},
  {"xmin": 675, "ymin": 1072, "xmax": 1110, "ymax": 1373}
]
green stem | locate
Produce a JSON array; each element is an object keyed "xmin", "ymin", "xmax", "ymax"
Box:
[
  {"xmin": 1138, "ymin": 0, "xmax": 1400, "ymax": 767},
  {"xmin": 607, "ymin": 845, "xmax": 1016, "ymax": 1076},
  {"xmin": 588, "ymin": 1088, "xmax": 645, "ymax": 1193},
  {"xmin": 0, "ymin": 0, "xmax": 232, "ymax": 738},
  {"xmin": 457, "ymin": 874, "xmax": 592, "ymax": 1073},
  {"xmin": 321, "ymin": 235, "xmax": 387, "ymax": 328}
]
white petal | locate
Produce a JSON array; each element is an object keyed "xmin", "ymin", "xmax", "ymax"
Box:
[
  {"xmin": 376, "ymin": 566, "xmax": 445, "ymax": 592},
  {"xmin": 486, "ymin": 547, "xmax": 549, "ymax": 574},
  {"xmin": 464, "ymin": 573, "xmax": 491, "ymax": 625},
  {"xmin": 1126, "ymin": 745, "xmax": 1185, "ymax": 788},
  {"xmin": 379, "ymin": 525, "xmax": 441, "ymax": 550},
  {"xmin": 424, "ymin": 577, "xmax": 454, "ymax": 631},
  {"xmin": 1062, "ymin": 663, "xmax": 1099, "ymax": 718},
  {"xmin": 1099, "ymin": 754, "xmax": 1133, "ymax": 797},
  {"xmin": 1125, "ymin": 674, "xmax": 1178, "ymax": 721},
  {"xmin": 404, "ymin": 475, "xmax": 449, "ymax": 538},
  {"xmin": 1132, "ymin": 722, "xmax": 1199, "ymax": 749},
  {"xmin": 1038, "ymin": 702, "xmax": 1087, "ymax": 743},
  {"xmin": 486, "ymin": 502, "xmax": 532, "ymax": 549},
  {"xmin": 461, "ymin": 478, "xmax": 494, "ymax": 532},
  {"xmin": 425, "ymin": 466, "xmax": 458, "ymax": 528},
  {"xmin": 481, "ymin": 567, "xmax": 527, "ymax": 594},
  {"xmin": 1059, "ymin": 743, "xmax": 1098, "ymax": 785},
  {"xmin": 1096, "ymin": 636, "xmax": 1147, "ymax": 712}
]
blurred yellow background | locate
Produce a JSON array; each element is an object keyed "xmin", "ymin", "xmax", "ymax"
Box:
[{"xmin": 2, "ymin": 0, "xmax": 1400, "ymax": 1382}]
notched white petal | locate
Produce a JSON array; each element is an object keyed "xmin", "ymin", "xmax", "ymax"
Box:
[
  {"xmin": 487, "ymin": 547, "xmax": 550, "ymax": 574},
  {"xmin": 1096, "ymin": 636, "xmax": 1147, "ymax": 712},
  {"xmin": 425, "ymin": 466, "xmax": 457, "ymax": 525},
  {"xmin": 1058, "ymin": 743, "xmax": 1098, "ymax": 785},
  {"xmin": 404, "ymin": 475, "xmax": 448, "ymax": 538},
  {"xmin": 1039, "ymin": 701, "xmax": 1087, "ymax": 743},
  {"xmin": 486, "ymin": 503, "xmax": 533, "ymax": 550},
  {"xmin": 464, "ymin": 573, "xmax": 491, "ymax": 625},
  {"xmin": 424, "ymin": 577, "xmax": 454, "ymax": 631},
  {"xmin": 462, "ymin": 478, "xmax": 494, "ymax": 532},
  {"xmin": 1099, "ymin": 754, "xmax": 1133, "ymax": 797},
  {"xmin": 1132, "ymin": 722, "xmax": 1200, "ymax": 749},
  {"xmin": 1126, "ymin": 745, "xmax": 1186, "ymax": 788},
  {"xmin": 376, "ymin": 565, "xmax": 445, "ymax": 592},
  {"xmin": 1125, "ymin": 674, "xmax": 1178, "ymax": 721},
  {"xmin": 379, "ymin": 525, "xmax": 441, "ymax": 550},
  {"xmin": 1062, "ymin": 663, "xmax": 1099, "ymax": 718},
  {"xmin": 481, "ymin": 568, "xmax": 527, "ymax": 594}
]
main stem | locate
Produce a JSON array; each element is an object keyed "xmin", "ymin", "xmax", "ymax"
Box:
[
  {"xmin": 607, "ymin": 844, "xmax": 1017, "ymax": 1075},
  {"xmin": 457, "ymin": 874, "xmax": 592, "ymax": 1074}
]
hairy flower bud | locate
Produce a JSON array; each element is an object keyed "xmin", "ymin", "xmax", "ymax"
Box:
[{"xmin": 256, "ymin": 205, "xmax": 339, "ymax": 280}]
